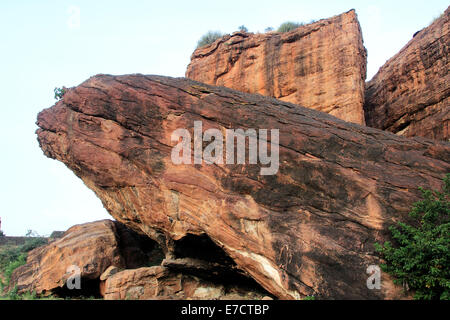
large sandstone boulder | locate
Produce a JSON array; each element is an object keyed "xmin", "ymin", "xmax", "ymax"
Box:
[
  {"xmin": 9, "ymin": 220, "xmax": 163, "ymax": 296},
  {"xmin": 186, "ymin": 10, "xmax": 367, "ymax": 125},
  {"xmin": 36, "ymin": 74, "xmax": 449, "ymax": 299},
  {"xmin": 364, "ymin": 6, "xmax": 449, "ymax": 141}
]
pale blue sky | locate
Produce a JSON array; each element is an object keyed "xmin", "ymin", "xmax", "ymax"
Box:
[{"xmin": 0, "ymin": 0, "xmax": 448, "ymax": 236}]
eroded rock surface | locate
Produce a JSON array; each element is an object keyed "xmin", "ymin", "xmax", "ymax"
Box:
[
  {"xmin": 186, "ymin": 10, "xmax": 367, "ymax": 124},
  {"xmin": 9, "ymin": 219, "xmax": 162, "ymax": 296},
  {"xmin": 364, "ymin": 6, "xmax": 449, "ymax": 141},
  {"xmin": 36, "ymin": 74, "xmax": 450, "ymax": 299}
]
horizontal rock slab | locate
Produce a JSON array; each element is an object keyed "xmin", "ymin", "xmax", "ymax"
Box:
[
  {"xmin": 9, "ymin": 220, "xmax": 163, "ymax": 296},
  {"xmin": 102, "ymin": 266, "xmax": 269, "ymax": 300},
  {"xmin": 364, "ymin": 6, "xmax": 449, "ymax": 141},
  {"xmin": 36, "ymin": 74, "xmax": 450, "ymax": 299},
  {"xmin": 186, "ymin": 10, "xmax": 367, "ymax": 125}
]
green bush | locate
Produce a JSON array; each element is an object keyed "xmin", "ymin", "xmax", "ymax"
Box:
[
  {"xmin": 0, "ymin": 237, "xmax": 47, "ymax": 292},
  {"xmin": 0, "ymin": 285, "xmax": 59, "ymax": 300},
  {"xmin": 277, "ymin": 21, "xmax": 303, "ymax": 33},
  {"xmin": 0, "ymin": 237, "xmax": 61, "ymax": 300},
  {"xmin": 54, "ymin": 87, "xmax": 66, "ymax": 100},
  {"xmin": 238, "ymin": 25, "xmax": 248, "ymax": 32},
  {"xmin": 197, "ymin": 31, "xmax": 223, "ymax": 48},
  {"xmin": 21, "ymin": 237, "xmax": 47, "ymax": 252},
  {"xmin": 0, "ymin": 252, "xmax": 26, "ymax": 292},
  {"xmin": 375, "ymin": 174, "xmax": 450, "ymax": 300}
]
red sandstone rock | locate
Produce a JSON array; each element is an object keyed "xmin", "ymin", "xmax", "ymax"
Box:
[
  {"xmin": 186, "ymin": 10, "xmax": 367, "ymax": 125},
  {"xmin": 364, "ymin": 6, "xmax": 449, "ymax": 141},
  {"xmin": 36, "ymin": 74, "xmax": 449, "ymax": 299},
  {"xmin": 9, "ymin": 220, "xmax": 162, "ymax": 295}
]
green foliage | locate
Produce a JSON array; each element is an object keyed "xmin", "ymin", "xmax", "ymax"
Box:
[
  {"xmin": 1, "ymin": 285, "xmax": 28, "ymax": 300},
  {"xmin": 0, "ymin": 237, "xmax": 47, "ymax": 292},
  {"xmin": 26, "ymin": 229, "xmax": 40, "ymax": 237},
  {"xmin": 0, "ymin": 235, "xmax": 71, "ymax": 300},
  {"xmin": 0, "ymin": 230, "xmax": 4, "ymax": 237},
  {"xmin": 54, "ymin": 86, "xmax": 66, "ymax": 100},
  {"xmin": 303, "ymin": 295, "xmax": 315, "ymax": 300},
  {"xmin": 375, "ymin": 174, "xmax": 450, "ymax": 300},
  {"xmin": 0, "ymin": 285, "xmax": 59, "ymax": 300},
  {"xmin": 238, "ymin": 25, "xmax": 248, "ymax": 32},
  {"xmin": 430, "ymin": 13, "xmax": 444, "ymax": 25},
  {"xmin": 21, "ymin": 237, "xmax": 47, "ymax": 252},
  {"xmin": 0, "ymin": 253, "xmax": 26, "ymax": 292},
  {"xmin": 197, "ymin": 31, "xmax": 223, "ymax": 48},
  {"xmin": 264, "ymin": 27, "xmax": 274, "ymax": 32},
  {"xmin": 277, "ymin": 21, "xmax": 304, "ymax": 33}
]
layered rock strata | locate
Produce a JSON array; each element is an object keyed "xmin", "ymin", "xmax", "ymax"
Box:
[
  {"xmin": 364, "ymin": 6, "xmax": 449, "ymax": 141},
  {"xmin": 186, "ymin": 10, "xmax": 367, "ymax": 125}
]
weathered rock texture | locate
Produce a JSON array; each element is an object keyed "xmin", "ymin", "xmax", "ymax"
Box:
[
  {"xmin": 9, "ymin": 219, "xmax": 163, "ymax": 296},
  {"xmin": 186, "ymin": 10, "xmax": 367, "ymax": 125},
  {"xmin": 36, "ymin": 74, "xmax": 450, "ymax": 299},
  {"xmin": 102, "ymin": 266, "xmax": 268, "ymax": 300},
  {"xmin": 364, "ymin": 6, "xmax": 449, "ymax": 141}
]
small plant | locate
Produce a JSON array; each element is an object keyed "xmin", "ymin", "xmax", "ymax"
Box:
[
  {"xmin": 430, "ymin": 13, "xmax": 444, "ymax": 25},
  {"xmin": 264, "ymin": 27, "xmax": 274, "ymax": 32},
  {"xmin": 197, "ymin": 31, "xmax": 224, "ymax": 48},
  {"xmin": 375, "ymin": 174, "xmax": 450, "ymax": 300},
  {"xmin": 21, "ymin": 237, "xmax": 47, "ymax": 252},
  {"xmin": 238, "ymin": 25, "xmax": 248, "ymax": 32},
  {"xmin": 2, "ymin": 285, "xmax": 20, "ymax": 300},
  {"xmin": 0, "ymin": 286, "xmax": 58, "ymax": 300},
  {"xmin": 0, "ymin": 253, "xmax": 26, "ymax": 291},
  {"xmin": 54, "ymin": 87, "xmax": 66, "ymax": 100},
  {"xmin": 303, "ymin": 295, "xmax": 315, "ymax": 300},
  {"xmin": 0, "ymin": 230, "xmax": 4, "ymax": 237},
  {"xmin": 277, "ymin": 21, "xmax": 303, "ymax": 33}
]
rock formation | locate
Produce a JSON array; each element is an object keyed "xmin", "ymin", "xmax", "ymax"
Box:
[
  {"xmin": 364, "ymin": 6, "xmax": 449, "ymax": 141},
  {"xmin": 102, "ymin": 266, "xmax": 269, "ymax": 300},
  {"xmin": 9, "ymin": 219, "xmax": 270, "ymax": 299},
  {"xmin": 36, "ymin": 74, "xmax": 449, "ymax": 299},
  {"xmin": 9, "ymin": 219, "xmax": 163, "ymax": 296},
  {"xmin": 186, "ymin": 10, "xmax": 367, "ymax": 125}
]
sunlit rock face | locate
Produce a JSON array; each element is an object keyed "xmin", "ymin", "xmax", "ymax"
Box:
[{"xmin": 365, "ymin": 6, "xmax": 449, "ymax": 141}]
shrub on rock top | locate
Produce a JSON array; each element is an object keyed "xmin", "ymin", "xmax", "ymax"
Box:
[{"xmin": 277, "ymin": 21, "xmax": 303, "ymax": 32}]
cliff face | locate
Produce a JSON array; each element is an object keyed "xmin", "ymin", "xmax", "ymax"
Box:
[
  {"xmin": 36, "ymin": 74, "xmax": 449, "ymax": 299},
  {"xmin": 364, "ymin": 6, "xmax": 449, "ymax": 141},
  {"xmin": 186, "ymin": 10, "xmax": 367, "ymax": 125}
]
